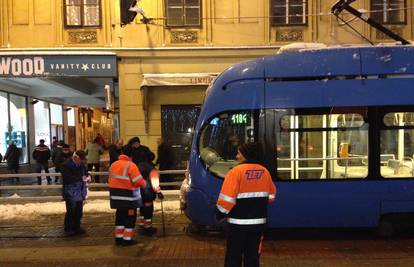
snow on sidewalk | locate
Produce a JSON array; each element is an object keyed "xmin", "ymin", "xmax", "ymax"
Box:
[{"xmin": 0, "ymin": 199, "xmax": 181, "ymax": 221}]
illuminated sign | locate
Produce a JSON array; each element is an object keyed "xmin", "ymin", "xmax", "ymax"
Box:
[
  {"xmin": 0, "ymin": 55, "xmax": 117, "ymax": 77},
  {"xmin": 231, "ymin": 113, "xmax": 249, "ymax": 125}
]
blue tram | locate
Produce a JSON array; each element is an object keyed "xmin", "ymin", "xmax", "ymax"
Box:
[{"xmin": 180, "ymin": 44, "xmax": 414, "ymax": 235}]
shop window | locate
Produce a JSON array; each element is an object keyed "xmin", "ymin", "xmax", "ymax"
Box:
[
  {"xmin": 67, "ymin": 107, "xmax": 76, "ymax": 126},
  {"xmin": 0, "ymin": 92, "xmax": 28, "ymax": 164},
  {"xmin": 0, "ymin": 92, "xmax": 9, "ymax": 159},
  {"xmin": 275, "ymin": 109, "xmax": 368, "ymax": 180},
  {"xmin": 380, "ymin": 112, "xmax": 414, "ymax": 178},
  {"xmin": 50, "ymin": 103, "xmax": 64, "ymax": 142},
  {"xmin": 371, "ymin": 0, "xmax": 406, "ymax": 25},
  {"xmin": 161, "ymin": 105, "xmax": 201, "ymax": 169},
  {"xmin": 34, "ymin": 101, "xmax": 51, "ymax": 146},
  {"xmin": 271, "ymin": 0, "xmax": 307, "ymax": 26},
  {"xmin": 165, "ymin": 0, "xmax": 201, "ymax": 27},
  {"xmin": 9, "ymin": 95, "xmax": 28, "ymax": 163},
  {"xmin": 64, "ymin": 0, "xmax": 101, "ymax": 27}
]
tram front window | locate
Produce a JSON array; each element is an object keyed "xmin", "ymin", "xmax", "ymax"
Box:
[{"xmin": 199, "ymin": 110, "xmax": 258, "ymax": 178}]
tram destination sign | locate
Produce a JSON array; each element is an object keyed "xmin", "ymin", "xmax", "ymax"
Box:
[{"xmin": 0, "ymin": 55, "xmax": 117, "ymax": 77}]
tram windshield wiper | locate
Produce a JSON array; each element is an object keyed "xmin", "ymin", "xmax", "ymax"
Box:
[{"xmin": 331, "ymin": 0, "xmax": 410, "ymax": 45}]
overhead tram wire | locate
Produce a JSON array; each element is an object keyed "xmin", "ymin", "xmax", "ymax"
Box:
[
  {"xmin": 334, "ymin": 13, "xmax": 375, "ymax": 45},
  {"xmin": 137, "ymin": 6, "xmax": 414, "ymax": 26}
]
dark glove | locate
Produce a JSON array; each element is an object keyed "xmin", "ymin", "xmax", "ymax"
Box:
[
  {"xmin": 215, "ymin": 207, "xmax": 227, "ymax": 223},
  {"xmin": 157, "ymin": 192, "xmax": 164, "ymax": 200}
]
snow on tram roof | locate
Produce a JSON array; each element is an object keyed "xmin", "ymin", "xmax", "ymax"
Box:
[{"xmin": 277, "ymin": 42, "xmax": 414, "ymax": 54}]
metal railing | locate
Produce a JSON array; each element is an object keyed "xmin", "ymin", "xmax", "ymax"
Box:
[{"xmin": 0, "ymin": 170, "xmax": 185, "ymax": 191}]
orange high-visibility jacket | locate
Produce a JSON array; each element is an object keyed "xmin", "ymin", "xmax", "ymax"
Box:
[
  {"xmin": 109, "ymin": 155, "xmax": 146, "ymax": 209},
  {"xmin": 217, "ymin": 163, "xmax": 276, "ymax": 225}
]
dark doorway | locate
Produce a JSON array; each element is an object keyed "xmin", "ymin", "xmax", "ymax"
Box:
[{"xmin": 161, "ymin": 105, "xmax": 201, "ymax": 169}]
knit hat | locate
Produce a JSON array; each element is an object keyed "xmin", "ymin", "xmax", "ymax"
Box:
[
  {"xmin": 122, "ymin": 145, "xmax": 134, "ymax": 157},
  {"xmin": 238, "ymin": 142, "xmax": 260, "ymax": 162},
  {"xmin": 128, "ymin": 137, "xmax": 140, "ymax": 146}
]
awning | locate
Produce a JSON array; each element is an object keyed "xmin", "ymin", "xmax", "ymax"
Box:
[
  {"xmin": 141, "ymin": 73, "xmax": 218, "ymax": 87},
  {"xmin": 140, "ymin": 73, "xmax": 218, "ymax": 133}
]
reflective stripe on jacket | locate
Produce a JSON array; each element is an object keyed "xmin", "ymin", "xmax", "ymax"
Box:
[
  {"xmin": 109, "ymin": 155, "xmax": 146, "ymax": 209},
  {"xmin": 217, "ymin": 163, "xmax": 276, "ymax": 226}
]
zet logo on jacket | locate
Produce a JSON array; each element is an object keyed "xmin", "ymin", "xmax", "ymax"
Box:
[{"xmin": 245, "ymin": 170, "xmax": 264, "ymax": 180}]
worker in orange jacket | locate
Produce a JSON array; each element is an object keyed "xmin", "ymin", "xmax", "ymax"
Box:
[
  {"xmin": 216, "ymin": 142, "xmax": 276, "ymax": 267},
  {"xmin": 109, "ymin": 145, "xmax": 146, "ymax": 246}
]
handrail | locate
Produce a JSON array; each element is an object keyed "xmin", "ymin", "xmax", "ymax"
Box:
[
  {"xmin": 0, "ymin": 170, "xmax": 186, "ymax": 180},
  {"xmin": 277, "ymin": 156, "xmax": 366, "ymax": 161},
  {"xmin": 0, "ymin": 170, "xmax": 186, "ymax": 192}
]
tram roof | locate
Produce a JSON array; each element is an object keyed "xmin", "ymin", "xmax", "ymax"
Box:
[{"xmin": 212, "ymin": 44, "xmax": 414, "ymax": 90}]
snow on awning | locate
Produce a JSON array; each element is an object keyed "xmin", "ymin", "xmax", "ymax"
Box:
[
  {"xmin": 140, "ymin": 73, "xmax": 218, "ymax": 133},
  {"xmin": 140, "ymin": 73, "xmax": 218, "ymax": 87}
]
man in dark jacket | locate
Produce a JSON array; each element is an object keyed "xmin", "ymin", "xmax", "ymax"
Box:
[
  {"xmin": 54, "ymin": 144, "xmax": 72, "ymax": 183},
  {"xmin": 61, "ymin": 150, "xmax": 90, "ymax": 236},
  {"xmin": 4, "ymin": 141, "xmax": 20, "ymax": 182},
  {"xmin": 52, "ymin": 140, "xmax": 64, "ymax": 167},
  {"xmin": 137, "ymin": 151, "xmax": 164, "ymax": 236},
  {"xmin": 156, "ymin": 137, "xmax": 175, "ymax": 183},
  {"xmin": 127, "ymin": 137, "xmax": 153, "ymax": 166},
  {"xmin": 109, "ymin": 139, "xmax": 123, "ymax": 166},
  {"xmin": 32, "ymin": 139, "xmax": 51, "ymax": 185}
]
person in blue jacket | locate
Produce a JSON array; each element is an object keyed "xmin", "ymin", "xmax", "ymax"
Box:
[{"xmin": 61, "ymin": 150, "xmax": 90, "ymax": 236}]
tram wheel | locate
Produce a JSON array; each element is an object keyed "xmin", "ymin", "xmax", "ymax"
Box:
[{"xmin": 377, "ymin": 217, "xmax": 394, "ymax": 238}]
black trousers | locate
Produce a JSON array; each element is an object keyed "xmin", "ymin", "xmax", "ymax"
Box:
[
  {"xmin": 87, "ymin": 163, "xmax": 100, "ymax": 182},
  {"xmin": 115, "ymin": 208, "xmax": 137, "ymax": 241},
  {"xmin": 139, "ymin": 204, "xmax": 154, "ymax": 219},
  {"xmin": 224, "ymin": 224, "xmax": 265, "ymax": 267},
  {"xmin": 64, "ymin": 200, "xmax": 83, "ymax": 232}
]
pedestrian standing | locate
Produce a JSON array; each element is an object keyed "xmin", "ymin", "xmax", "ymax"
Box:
[
  {"xmin": 4, "ymin": 141, "xmax": 20, "ymax": 183},
  {"xmin": 156, "ymin": 137, "xmax": 175, "ymax": 183},
  {"xmin": 51, "ymin": 136, "xmax": 58, "ymax": 150},
  {"xmin": 216, "ymin": 142, "xmax": 276, "ymax": 267},
  {"xmin": 137, "ymin": 151, "xmax": 164, "ymax": 236},
  {"xmin": 32, "ymin": 139, "xmax": 51, "ymax": 185},
  {"xmin": 52, "ymin": 140, "xmax": 64, "ymax": 180},
  {"xmin": 128, "ymin": 137, "xmax": 153, "ymax": 166},
  {"xmin": 109, "ymin": 145, "xmax": 147, "ymax": 246},
  {"xmin": 109, "ymin": 139, "xmax": 123, "ymax": 166},
  {"xmin": 61, "ymin": 150, "xmax": 90, "ymax": 236},
  {"xmin": 85, "ymin": 138, "xmax": 104, "ymax": 182},
  {"xmin": 54, "ymin": 144, "xmax": 72, "ymax": 183}
]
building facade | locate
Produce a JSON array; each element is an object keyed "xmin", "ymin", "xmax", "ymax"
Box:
[{"xmin": 0, "ymin": 0, "xmax": 413, "ymax": 166}]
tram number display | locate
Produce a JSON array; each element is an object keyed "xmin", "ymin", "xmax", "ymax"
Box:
[{"xmin": 231, "ymin": 113, "xmax": 250, "ymax": 125}]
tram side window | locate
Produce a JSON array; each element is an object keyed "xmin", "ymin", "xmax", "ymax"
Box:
[
  {"xmin": 199, "ymin": 110, "xmax": 258, "ymax": 178},
  {"xmin": 276, "ymin": 110, "xmax": 368, "ymax": 180},
  {"xmin": 380, "ymin": 112, "xmax": 414, "ymax": 178}
]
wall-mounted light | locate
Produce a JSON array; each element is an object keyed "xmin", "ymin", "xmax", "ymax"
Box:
[
  {"xmin": 64, "ymin": 107, "xmax": 72, "ymax": 112},
  {"xmin": 30, "ymin": 99, "xmax": 39, "ymax": 105}
]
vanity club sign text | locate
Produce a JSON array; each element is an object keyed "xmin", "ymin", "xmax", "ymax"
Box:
[{"xmin": 0, "ymin": 55, "xmax": 117, "ymax": 77}]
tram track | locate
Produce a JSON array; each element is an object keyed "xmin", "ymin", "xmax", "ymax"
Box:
[{"xmin": 0, "ymin": 220, "xmax": 191, "ymax": 240}]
